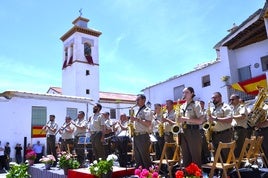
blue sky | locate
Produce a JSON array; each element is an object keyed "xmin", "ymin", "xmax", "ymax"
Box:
[{"xmin": 0, "ymin": 0, "xmax": 265, "ymax": 95}]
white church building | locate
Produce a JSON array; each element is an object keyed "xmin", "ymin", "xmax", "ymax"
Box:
[{"xmin": 0, "ymin": 16, "xmax": 136, "ymax": 159}]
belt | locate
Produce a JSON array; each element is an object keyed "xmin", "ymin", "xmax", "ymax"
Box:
[
  {"xmin": 213, "ymin": 128, "xmax": 232, "ymax": 135},
  {"xmin": 257, "ymin": 127, "xmax": 268, "ymax": 132},
  {"xmin": 134, "ymin": 132, "xmax": 148, "ymax": 136},
  {"xmin": 47, "ymin": 135, "xmax": 55, "ymax": 137},
  {"xmin": 62, "ymin": 138, "xmax": 74, "ymax": 142},
  {"xmin": 164, "ymin": 132, "xmax": 173, "ymax": 136},
  {"xmin": 234, "ymin": 126, "xmax": 246, "ymax": 130},
  {"xmin": 91, "ymin": 131, "xmax": 101, "ymax": 134},
  {"xmin": 185, "ymin": 124, "xmax": 199, "ymax": 129}
]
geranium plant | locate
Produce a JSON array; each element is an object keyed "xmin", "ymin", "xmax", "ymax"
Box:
[
  {"xmin": 89, "ymin": 154, "xmax": 118, "ymax": 177},
  {"xmin": 25, "ymin": 150, "xmax": 36, "ymax": 160},
  {"xmin": 134, "ymin": 165, "xmax": 159, "ymax": 178},
  {"xmin": 58, "ymin": 151, "xmax": 80, "ymax": 169},
  {"xmin": 39, "ymin": 154, "xmax": 56, "ymax": 165},
  {"xmin": 175, "ymin": 163, "xmax": 202, "ymax": 178}
]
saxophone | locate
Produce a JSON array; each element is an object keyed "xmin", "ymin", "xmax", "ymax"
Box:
[
  {"xmin": 158, "ymin": 106, "xmax": 166, "ymax": 137},
  {"xmin": 128, "ymin": 105, "xmax": 136, "ymax": 137},
  {"xmin": 171, "ymin": 100, "xmax": 185, "ymax": 134},
  {"xmin": 203, "ymin": 101, "xmax": 214, "ymax": 144},
  {"xmin": 248, "ymin": 87, "xmax": 268, "ymax": 127}
]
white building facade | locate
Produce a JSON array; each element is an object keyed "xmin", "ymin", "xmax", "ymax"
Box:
[{"xmin": 142, "ymin": 3, "xmax": 268, "ymax": 106}]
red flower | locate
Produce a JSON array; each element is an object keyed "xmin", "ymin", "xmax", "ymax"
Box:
[{"xmin": 175, "ymin": 163, "xmax": 202, "ymax": 178}]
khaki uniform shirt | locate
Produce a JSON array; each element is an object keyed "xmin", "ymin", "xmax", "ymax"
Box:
[
  {"xmin": 231, "ymin": 104, "xmax": 248, "ymax": 128},
  {"xmin": 74, "ymin": 118, "xmax": 87, "ymax": 137},
  {"xmin": 152, "ymin": 114, "xmax": 162, "ymax": 133},
  {"xmin": 163, "ymin": 110, "xmax": 176, "ymax": 132},
  {"xmin": 89, "ymin": 113, "xmax": 105, "ymax": 132},
  {"xmin": 46, "ymin": 121, "xmax": 58, "ymax": 136},
  {"xmin": 181, "ymin": 101, "xmax": 203, "ymax": 125},
  {"xmin": 134, "ymin": 106, "xmax": 153, "ymax": 133},
  {"xmin": 61, "ymin": 123, "xmax": 75, "ymax": 139},
  {"xmin": 210, "ymin": 103, "xmax": 232, "ymax": 132}
]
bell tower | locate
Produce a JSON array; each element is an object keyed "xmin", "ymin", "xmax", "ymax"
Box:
[{"xmin": 60, "ymin": 16, "xmax": 102, "ymax": 102}]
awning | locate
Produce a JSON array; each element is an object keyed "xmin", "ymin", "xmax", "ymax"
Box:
[{"xmin": 231, "ymin": 74, "xmax": 267, "ymax": 95}]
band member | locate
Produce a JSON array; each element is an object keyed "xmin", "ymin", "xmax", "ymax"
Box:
[
  {"xmin": 199, "ymin": 100, "xmax": 210, "ymax": 164},
  {"xmin": 178, "ymin": 87, "xmax": 203, "ymax": 167},
  {"xmin": 113, "ymin": 113, "xmax": 131, "ymax": 167},
  {"xmin": 256, "ymin": 116, "xmax": 268, "ymax": 162},
  {"xmin": 152, "ymin": 103, "xmax": 165, "ymax": 160},
  {"xmin": 103, "ymin": 112, "xmax": 115, "ymax": 155},
  {"xmin": 73, "ymin": 111, "xmax": 87, "ymax": 166},
  {"xmin": 162, "ymin": 99, "xmax": 177, "ymax": 158},
  {"xmin": 59, "ymin": 116, "xmax": 75, "ymax": 153},
  {"xmin": 88, "ymin": 103, "xmax": 106, "ymax": 160},
  {"xmin": 130, "ymin": 94, "xmax": 153, "ymax": 169},
  {"xmin": 42, "ymin": 114, "xmax": 58, "ymax": 166},
  {"xmin": 208, "ymin": 92, "xmax": 233, "ymax": 162},
  {"xmin": 229, "ymin": 94, "xmax": 248, "ymax": 158}
]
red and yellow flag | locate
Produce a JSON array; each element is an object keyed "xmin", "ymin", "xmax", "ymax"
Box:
[
  {"xmin": 231, "ymin": 74, "xmax": 267, "ymax": 95},
  {"xmin": 32, "ymin": 126, "xmax": 46, "ymax": 138}
]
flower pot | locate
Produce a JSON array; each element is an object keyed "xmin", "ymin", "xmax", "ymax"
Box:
[
  {"xmin": 63, "ymin": 168, "xmax": 69, "ymax": 175},
  {"xmin": 28, "ymin": 159, "xmax": 34, "ymax": 166},
  {"xmin": 45, "ymin": 163, "xmax": 52, "ymax": 170},
  {"xmin": 101, "ymin": 170, "xmax": 112, "ymax": 178}
]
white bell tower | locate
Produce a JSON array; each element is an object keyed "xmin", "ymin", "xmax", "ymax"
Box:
[{"xmin": 60, "ymin": 16, "xmax": 102, "ymax": 102}]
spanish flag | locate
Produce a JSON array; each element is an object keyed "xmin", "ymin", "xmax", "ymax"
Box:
[
  {"xmin": 32, "ymin": 126, "xmax": 46, "ymax": 138},
  {"xmin": 231, "ymin": 74, "xmax": 267, "ymax": 95}
]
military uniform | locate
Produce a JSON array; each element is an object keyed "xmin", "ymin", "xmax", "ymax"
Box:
[
  {"xmin": 210, "ymin": 103, "xmax": 233, "ymax": 161},
  {"xmin": 163, "ymin": 109, "xmax": 176, "ymax": 158},
  {"xmin": 133, "ymin": 105, "xmax": 153, "ymax": 169},
  {"xmin": 89, "ymin": 113, "xmax": 106, "ymax": 160},
  {"xmin": 152, "ymin": 114, "xmax": 164, "ymax": 160},
  {"xmin": 180, "ymin": 101, "xmax": 203, "ymax": 167},
  {"xmin": 74, "ymin": 118, "xmax": 87, "ymax": 165},
  {"xmin": 231, "ymin": 104, "xmax": 248, "ymax": 158}
]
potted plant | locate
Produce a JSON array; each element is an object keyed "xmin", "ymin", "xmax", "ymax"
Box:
[
  {"xmin": 89, "ymin": 154, "xmax": 118, "ymax": 178},
  {"xmin": 175, "ymin": 163, "xmax": 202, "ymax": 178},
  {"xmin": 25, "ymin": 150, "xmax": 36, "ymax": 166},
  {"xmin": 6, "ymin": 163, "xmax": 30, "ymax": 178},
  {"xmin": 39, "ymin": 154, "xmax": 56, "ymax": 170},
  {"xmin": 58, "ymin": 151, "xmax": 80, "ymax": 175},
  {"xmin": 134, "ymin": 165, "xmax": 159, "ymax": 178}
]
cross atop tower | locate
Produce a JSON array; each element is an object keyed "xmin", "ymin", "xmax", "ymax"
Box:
[{"xmin": 79, "ymin": 8, "xmax": 83, "ymax": 16}]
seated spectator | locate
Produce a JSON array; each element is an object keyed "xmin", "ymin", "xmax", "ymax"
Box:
[{"xmin": 32, "ymin": 141, "xmax": 43, "ymax": 163}]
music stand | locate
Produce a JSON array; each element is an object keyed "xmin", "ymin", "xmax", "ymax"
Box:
[{"xmin": 77, "ymin": 136, "xmax": 91, "ymax": 167}]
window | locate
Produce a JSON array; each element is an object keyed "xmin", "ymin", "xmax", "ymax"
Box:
[
  {"xmin": 66, "ymin": 108, "xmax": 77, "ymax": 120},
  {"xmin": 238, "ymin": 66, "xmax": 251, "ymax": 81},
  {"xmin": 84, "ymin": 43, "xmax": 94, "ymax": 64},
  {"xmin": 173, "ymin": 85, "xmax": 185, "ymax": 100},
  {"xmin": 202, "ymin": 75, "xmax": 210, "ymax": 87},
  {"xmin": 86, "ymin": 89, "xmax": 90, "ymax": 94},
  {"xmin": 32, "ymin": 106, "xmax": 47, "ymax": 138},
  {"xmin": 68, "ymin": 45, "xmax": 73, "ymax": 65},
  {"xmin": 110, "ymin": 109, "xmax": 116, "ymax": 119},
  {"xmin": 86, "ymin": 70, "xmax": 90, "ymax": 76},
  {"xmin": 261, "ymin": 55, "xmax": 268, "ymax": 71}
]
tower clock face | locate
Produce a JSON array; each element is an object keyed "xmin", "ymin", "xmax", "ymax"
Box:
[{"xmin": 84, "ymin": 43, "xmax": 91, "ymax": 56}]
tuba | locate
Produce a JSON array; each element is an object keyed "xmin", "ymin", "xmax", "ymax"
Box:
[{"xmin": 248, "ymin": 87, "xmax": 268, "ymax": 127}]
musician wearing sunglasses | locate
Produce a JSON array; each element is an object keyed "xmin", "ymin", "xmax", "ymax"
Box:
[{"xmin": 229, "ymin": 94, "xmax": 248, "ymax": 158}]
